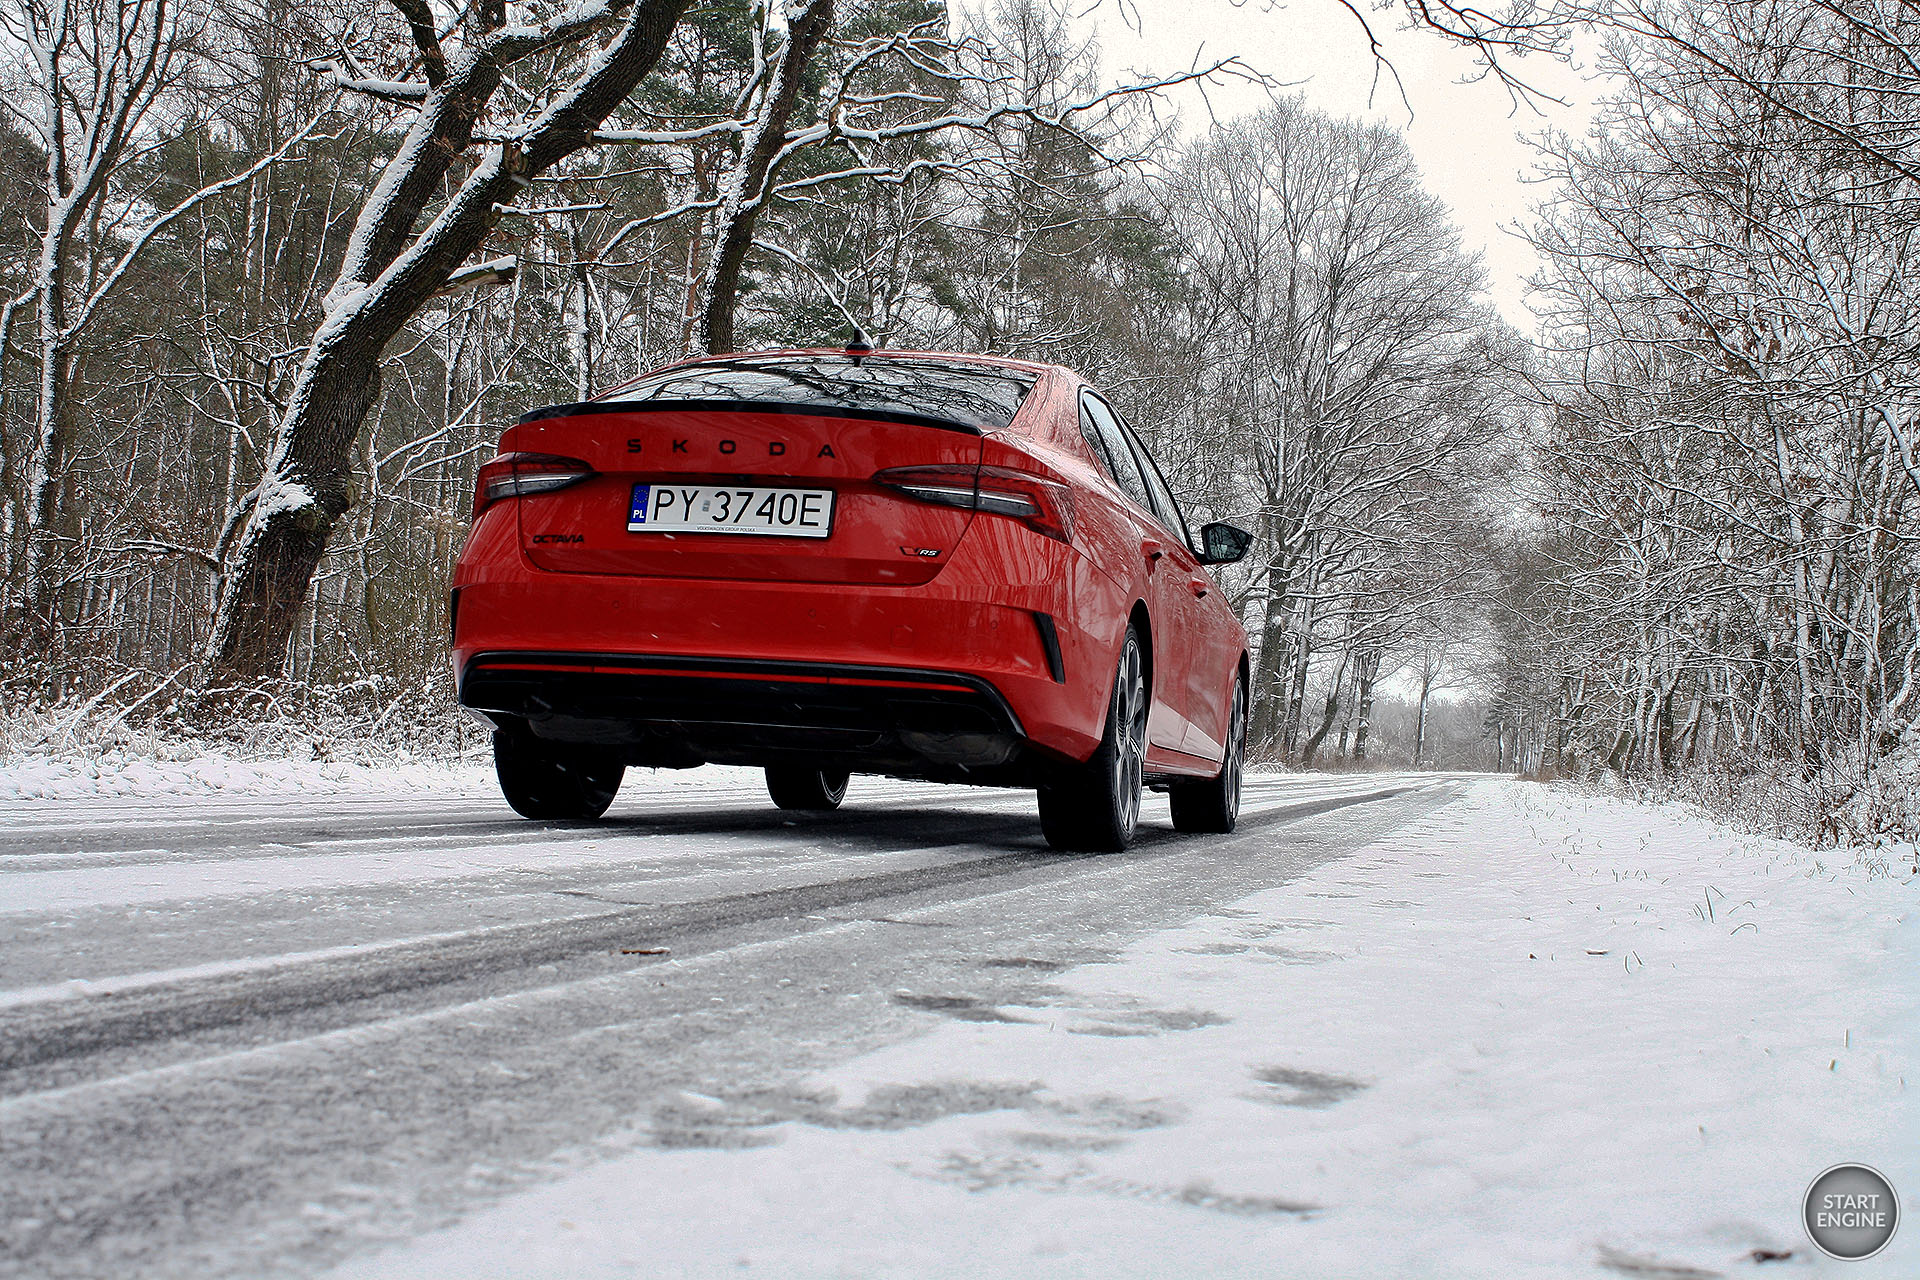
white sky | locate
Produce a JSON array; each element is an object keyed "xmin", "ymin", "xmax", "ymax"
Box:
[{"xmin": 1080, "ymin": 0, "xmax": 1602, "ymax": 331}]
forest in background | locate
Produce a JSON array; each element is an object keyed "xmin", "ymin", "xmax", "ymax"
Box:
[{"xmin": 0, "ymin": 0, "xmax": 1914, "ymax": 845}]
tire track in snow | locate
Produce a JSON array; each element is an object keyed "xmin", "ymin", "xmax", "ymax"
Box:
[{"xmin": 0, "ymin": 782, "xmax": 1420, "ymax": 1078}]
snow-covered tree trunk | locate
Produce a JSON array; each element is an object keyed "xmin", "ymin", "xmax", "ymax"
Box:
[
  {"xmin": 202, "ymin": 0, "xmax": 698, "ymax": 683},
  {"xmin": 10, "ymin": 0, "xmax": 187, "ymax": 630},
  {"xmin": 1414, "ymin": 658, "xmax": 1436, "ymax": 767},
  {"xmin": 1350, "ymin": 647, "xmax": 1381, "ymax": 762}
]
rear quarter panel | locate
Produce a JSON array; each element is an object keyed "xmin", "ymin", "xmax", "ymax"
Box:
[{"xmin": 992, "ymin": 373, "xmax": 1198, "ymax": 756}]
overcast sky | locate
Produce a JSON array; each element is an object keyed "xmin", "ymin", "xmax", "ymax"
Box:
[{"xmin": 1075, "ymin": 0, "xmax": 1602, "ymax": 332}]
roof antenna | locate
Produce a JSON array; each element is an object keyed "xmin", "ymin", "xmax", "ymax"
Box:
[{"xmin": 846, "ymin": 326, "xmax": 875, "ymax": 359}]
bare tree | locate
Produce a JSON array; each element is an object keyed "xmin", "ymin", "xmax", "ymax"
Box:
[
  {"xmin": 1509, "ymin": 0, "xmax": 1920, "ymax": 835},
  {"xmin": 1166, "ymin": 98, "xmax": 1515, "ymax": 760},
  {"xmin": 679, "ymin": 0, "xmax": 1231, "ymax": 355},
  {"xmin": 0, "ymin": 0, "xmax": 308, "ymax": 636}
]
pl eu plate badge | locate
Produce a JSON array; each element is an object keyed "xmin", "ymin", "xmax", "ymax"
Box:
[{"xmin": 628, "ymin": 483, "xmax": 650, "ymax": 531}]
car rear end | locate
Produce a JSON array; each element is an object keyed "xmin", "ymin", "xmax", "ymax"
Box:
[{"xmin": 451, "ymin": 353, "xmax": 1122, "ymax": 784}]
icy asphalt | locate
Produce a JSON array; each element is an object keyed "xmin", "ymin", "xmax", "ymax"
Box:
[{"xmin": 0, "ymin": 769, "xmax": 1461, "ymax": 1279}]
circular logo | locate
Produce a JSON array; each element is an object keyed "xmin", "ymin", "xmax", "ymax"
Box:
[{"xmin": 1804, "ymin": 1163, "xmax": 1900, "ymax": 1260}]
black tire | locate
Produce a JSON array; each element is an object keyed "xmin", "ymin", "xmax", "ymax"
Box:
[
  {"xmin": 1171, "ymin": 672, "xmax": 1245, "ymax": 834},
  {"xmin": 765, "ymin": 766, "xmax": 850, "ymax": 811},
  {"xmin": 1038, "ymin": 625, "xmax": 1148, "ymax": 852},
  {"xmin": 493, "ymin": 725, "xmax": 623, "ymax": 820}
]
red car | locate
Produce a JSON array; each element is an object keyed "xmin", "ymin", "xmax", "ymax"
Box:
[{"xmin": 451, "ymin": 348, "xmax": 1252, "ymax": 850}]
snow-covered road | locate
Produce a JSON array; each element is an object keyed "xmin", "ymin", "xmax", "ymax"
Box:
[{"xmin": 0, "ymin": 768, "xmax": 1461, "ymax": 1278}]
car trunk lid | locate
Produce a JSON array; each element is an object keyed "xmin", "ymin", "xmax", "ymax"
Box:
[{"xmin": 503, "ymin": 406, "xmax": 985, "ymax": 586}]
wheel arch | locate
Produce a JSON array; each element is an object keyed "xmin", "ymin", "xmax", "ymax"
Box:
[{"xmin": 1128, "ymin": 599, "xmax": 1154, "ymax": 702}]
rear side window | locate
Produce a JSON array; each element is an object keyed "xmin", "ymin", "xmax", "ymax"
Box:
[
  {"xmin": 1079, "ymin": 393, "xmax": 1155, "ymax": 514},
  {"xmin": 596, "ymin": 356, "xmax": 1036, "ymax": 432},
  {"xmin": 1116, "ymin": 418, "xmax": 1193, "ymax": 546}
]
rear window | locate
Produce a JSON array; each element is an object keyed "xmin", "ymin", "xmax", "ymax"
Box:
[{"xmin": 592, "ymin": 356, "xmax": 1037, "ymax": 432}]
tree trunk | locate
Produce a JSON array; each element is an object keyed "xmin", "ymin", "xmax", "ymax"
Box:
[
  {"xmin": 204, "ymin": 353, "xmax": 378, "ymax": 679},
  {"xmin": 1299, "ymin": 650, "xmax": 1350, "ymax": 766},
  {"xmin": 1248, "ymin": 591, "xmax": 1293, "ymax": 752},
  {"xmin": 1605, "ymin": 727, "xmax": 1634, "ymax": 775},
  {"xmin": 1414, "ymin": 666, "xmax": 1435, "ymax": 768},
  {"xmin": 696, "ymin": 0, "xmax": 835, "ymax": 355},
  {"xmin": 565, "ymin": 240, "xmax": 594, "ymax": 399},
  {"xmin": 21, "ymin": 342, "xmax": 75, "ymax": 635},
  {"xmin": 21, "ymin": 173, "xmax": 85, "ymax": 637},
  {"xmin": 1350, "ymin": 647, "xmax": 1380, "ymax": 761},
  {"xmin": 1280, "ymin": 625, "xmax": 1313, "ymax": 759}
]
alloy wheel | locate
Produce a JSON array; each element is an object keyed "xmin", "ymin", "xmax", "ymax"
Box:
[
  {"xmin": 1224, "ymin": 682, "xmax": 1245, "ymax": 818},
  {"xmin": 1112, "ymin": 635, "xmax": 1146, "ymax": 835}
]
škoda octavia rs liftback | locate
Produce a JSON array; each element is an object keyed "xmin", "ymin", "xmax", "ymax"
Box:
[{"xmin": 451, "ymin": 347, "xmax": 1253, "ymax": 851}]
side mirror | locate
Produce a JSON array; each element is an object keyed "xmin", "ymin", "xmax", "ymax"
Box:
[{"xmin": 1197, "ymin": 522, "xmax": 1254, "ymax": 565}]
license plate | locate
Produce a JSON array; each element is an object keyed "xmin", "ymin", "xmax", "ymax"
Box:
[{"xmin": 627, "ymin": 483, "xmax": 834, "ymax": 538}]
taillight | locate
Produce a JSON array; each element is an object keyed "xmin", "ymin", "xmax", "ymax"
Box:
[
  {"xmin": 874, "ymin": 464, "xmax": 1075, "ymax": 543},
  {"xmin": 472, "ymin": 452, "xmax": 594, "ymax": 517}
]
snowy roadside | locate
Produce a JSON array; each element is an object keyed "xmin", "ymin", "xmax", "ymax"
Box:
[
  {"xmin": 0, "ymin": 749, "xmax": 835, "ymax": 804},
  {"xmin": 0, "ymin": 748, "xmax": 497, "ymax": 802},
  {"xmin": 330, "ymin": 779, "xmax": 1918, "ymax": 1280}
]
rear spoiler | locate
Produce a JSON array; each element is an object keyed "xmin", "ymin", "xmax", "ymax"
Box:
[{"xmin": 518, "ymin": 398, "xmax": 984, "ymax": 436}]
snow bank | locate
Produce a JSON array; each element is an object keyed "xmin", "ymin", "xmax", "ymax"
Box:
[
  {"xmin": 0, "ymin": 749, "xmax": 492, "ymax": 801},
  {"xmin": 333, "ymin": 780, "xmax": 1918, "ymax": 1279},
  {"xmin": 0, "ymin": 672, "xmax": 483, "ymax": 802}
]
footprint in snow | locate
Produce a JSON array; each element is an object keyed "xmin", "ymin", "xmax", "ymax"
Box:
[{"xmin": 1250, "ymin": 1065, "xmax": 1367, "ymax": 1108}]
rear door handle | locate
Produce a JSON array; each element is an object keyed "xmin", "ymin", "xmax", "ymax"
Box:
[
  {"xmin": 1143, "ymin": 539, "xmax": 1165, "ymax": 564},
  {"xmin": 1190, "ymin": 577, "xmax": 1210, "ymax": 597}
]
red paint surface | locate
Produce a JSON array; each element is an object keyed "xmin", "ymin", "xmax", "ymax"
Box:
[{"xmin": 453, "ymin": 351, "xmax": 1247, "ymax": 773}]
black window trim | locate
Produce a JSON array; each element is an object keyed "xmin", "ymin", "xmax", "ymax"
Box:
[
  {"xmin": 1075, "ymin": 393, "xmax": 1124, "ymax": 479},
  {"xmin": 1114, "ymin": 414, "xmax": 1195, "ymax": 550},
  {"xmin": 1080, "ymin": 389, "xmax": 1194, "ymax": 550},
  {"xmin": 1077, "ymin": 390, "xmax": 1155, "ymax": 519}
]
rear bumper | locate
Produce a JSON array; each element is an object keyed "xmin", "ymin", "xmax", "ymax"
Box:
[
  {"xmin": 459, "ymin": 650, "xmax": 1041, "ymax": 782},
  {"xmin": 450, "ymin": 524, "xmax": 1130, "ymax": 778}
]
